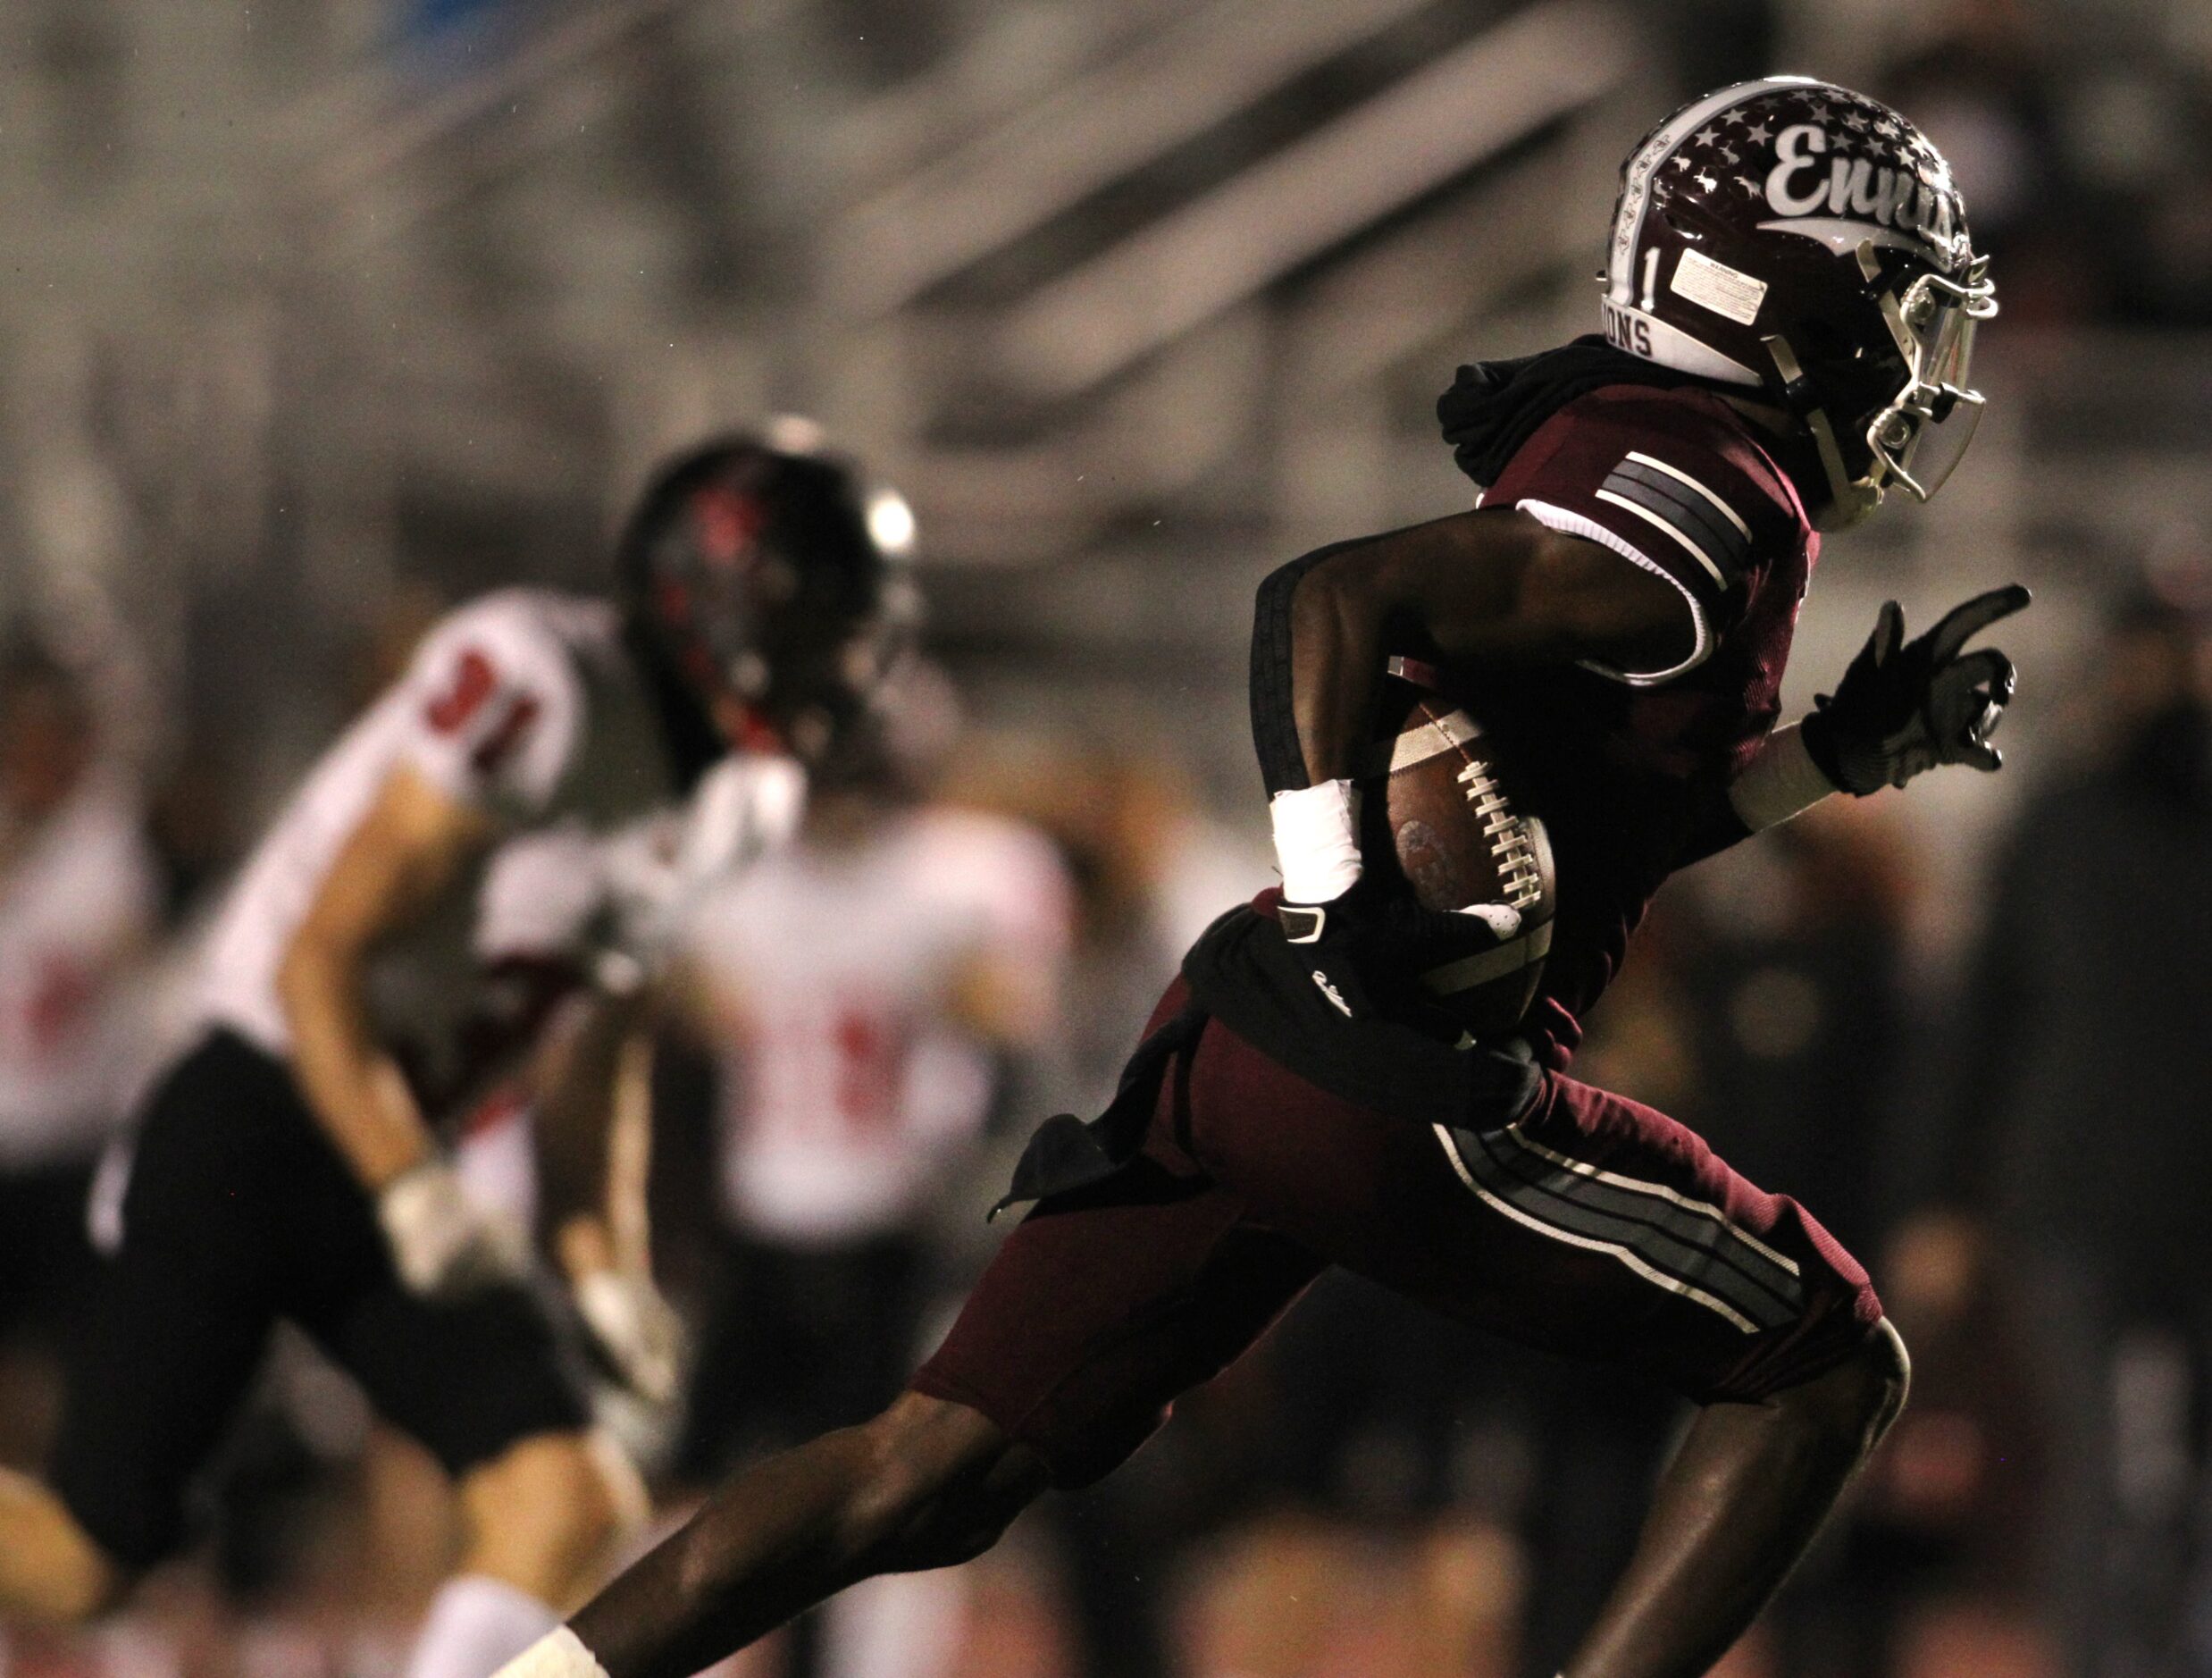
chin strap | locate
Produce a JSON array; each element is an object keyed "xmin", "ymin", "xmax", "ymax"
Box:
[{"xmin": 1763, "ymin": 334, "xmax": 1882, "ymax": 528}]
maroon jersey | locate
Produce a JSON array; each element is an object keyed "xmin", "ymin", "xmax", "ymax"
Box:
[{"xmin": 1460, "ymin": 382, "xmax": 1817, "ymax": 1064}]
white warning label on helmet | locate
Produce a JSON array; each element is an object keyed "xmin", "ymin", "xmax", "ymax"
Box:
[{"xmin": 1670, "ymin": 248, "xmax": 1768, "ymax": 326}]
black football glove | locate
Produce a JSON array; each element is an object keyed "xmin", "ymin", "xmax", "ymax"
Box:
[
  {"xmin": 1278, "ymin": 875, "xmax": 1521, "ymax": 1022},
  {"xmin": 1802, "ymin": 584, "xmax": 2030, "ymax": 796}
]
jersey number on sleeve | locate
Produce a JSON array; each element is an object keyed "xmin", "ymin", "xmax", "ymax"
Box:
[
  {"xmin": 426, "ymin": 648, "xmax": 499, "ymax": 733},
  {"xmin": 424, "ymin": 647, "xmax": 542, "ymax": 776}
]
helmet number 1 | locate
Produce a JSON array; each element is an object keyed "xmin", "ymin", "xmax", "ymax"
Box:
[{"xmin": 1639, "ymin": 248, "xmax": 1662, "ymax": 312}]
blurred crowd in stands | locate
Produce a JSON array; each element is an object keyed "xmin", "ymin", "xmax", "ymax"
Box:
[{"xmin": 0, "ymin": 3, "xmax": 2209, "ymax": 1678}]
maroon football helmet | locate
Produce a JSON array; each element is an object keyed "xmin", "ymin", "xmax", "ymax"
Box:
[{"xmin": 1601, "ymin": 76, "xmax": 1996, "ymax": 524}]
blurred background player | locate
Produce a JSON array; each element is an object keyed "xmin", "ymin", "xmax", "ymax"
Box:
[
  {"xmin": 0, "ymin": 644, "xmax": 163, "ymax": 1462},
  {"xmin": 666, "ymin": 659, "xmax": 1073, "ymax": 1678},
  {"xmin": 0, "ymin": 433, "xmax": 907, "ymax": 1678},
  {"xmin": 1932, "ymin": 564, "xmax": 2212, "ymax": 1677}
]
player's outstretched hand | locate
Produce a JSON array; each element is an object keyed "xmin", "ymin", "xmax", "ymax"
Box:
[
  {"xmin": 376, "ymin": 1158, "xmax": 530, "ymax": 1300},
  {"xmin": 1278, "ymin": 875, "xmax": 1521, "ymax": 1020},
  {"xmin": 1804, "ymin": 584, "xmax": 2031, "ymax": 795},
  {"xmin": 574, "ymin": 1268, "xmax": 688, "ymax": 1406}
]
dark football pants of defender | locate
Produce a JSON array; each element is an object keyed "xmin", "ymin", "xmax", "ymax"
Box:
[
  {"xmin": 566, "ymin": 983, "xmax": 1906, "ymax": 1678},
  {"xmin": 46, "ymin": 1031, "xmax": 595, "ymax": 1578},
  {"xmin": 0, "ymin": 1162, "xmax": 104, "ymax": 1355}
]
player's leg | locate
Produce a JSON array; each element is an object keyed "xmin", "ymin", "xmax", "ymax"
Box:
[
  {"xmin": 243, "ymin": 1033, "xmax": 639, "ymax": 1678},
  {"xmin": 398, "ymin": 1430, "xmax": 647, "ymax": 1678},
  {"xmin": 563, "ymin": 1389, "xmax": 1044, "ymax": 1678},
  {"xmin": 312, "ymin": 1229, "xmax": 645, "ymax": 1678},
  {"xmin": 453, "ymin": 1432, "xmax": 645, "ymax": 1610},
  {"xmin": 510, "ymin": 1000, "xmax": 1327, "ymax": 1678},
  {"xmin": 0, "ymin": 1164, "xmax": 116, "ymax": 1616},
  {"xmin": 798, "ymin": 1238, "xmax": 957, "ymax": 1678},
  {"xmin": 1418, "ymin": 1095, "xmax": 1906, "ymax": 1678},
  {"xmin": 0, "ymin": 1469, "xmax": 121, "ymax": 1621},
  {"xmin": 1175, "ymin": 1028, "xmax": 1898, "ymax": 1678},
  {"xmin": 10, "ymin": 1036, "xmax": 296, "ymax": 1623},
  {"xmin": 1563, "ymin": 1321, "xmax": 1906, "ymax": 1678}
]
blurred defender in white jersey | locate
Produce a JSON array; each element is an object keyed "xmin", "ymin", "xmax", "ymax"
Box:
[
  {"xmin": 0, "ymin": 433, "xmax": 912, "ymax": 1678},
  {"xmin": 671, "ymin": 691, "xmax": 1071, "ymax": 1678},
  {"xmin": 0, "ymin": 647, "xmax": 162, "ymax": 1361}
]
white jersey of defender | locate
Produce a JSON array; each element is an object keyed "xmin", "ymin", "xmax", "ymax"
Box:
[
  {"xmin": 0, "ymin": 769, "xmax": 163, "ymax": 1165},
  {"xmin": 197, "ymin": 589, "xmax": 800, "ymax": 1069},
  {"xmin": 684, "ymin": 806, "xmax": 1072, "ymax": 1245}
]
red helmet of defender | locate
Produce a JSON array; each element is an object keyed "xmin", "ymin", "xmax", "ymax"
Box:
[{"xmin": 1601, "ymin": 76, "xmax": 1997, "ymax": 524}]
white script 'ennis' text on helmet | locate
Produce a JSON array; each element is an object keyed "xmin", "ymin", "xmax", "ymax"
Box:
[{"xmin": 1603, "ymin": 76, "xmax": 1996, "ymax": 524}]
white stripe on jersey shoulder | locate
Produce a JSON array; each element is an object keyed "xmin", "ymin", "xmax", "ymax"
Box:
[
  {"xmin": 1515, "ymin": 499, "xmax": 1712, "ymax": 687},
  {"xmin": 1593, "ymin": 488, "xmax": 1729, "ymax": 589},
  {"xmin": 1622, "ymin": 451, "xmax": 1753, "ymax": 540}
]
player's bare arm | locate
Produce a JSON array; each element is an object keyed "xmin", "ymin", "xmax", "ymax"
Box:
[
  {"xmin": 275, "ymin": 761, "xmax": 540, "ymax": 1302},
  {"xmin": 277, "ymin": 761, "xmax": 497, "ymax": 1192},
  {"xmin": 1278, "ymin": 508, "xmax": 1688, "ymax": 788},
  {"xmin": 533, "ymin": 989, "xmax": 686, "ymax": 1405},
  {"xmin": 1255, "ymin": 510, "xmax": 1692, "ymax": 1021},
  {"xmin": 534, "ymin": 989, "xmax": 657, "ymax": 1282}
]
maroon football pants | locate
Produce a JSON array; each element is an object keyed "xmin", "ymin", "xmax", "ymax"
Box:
[{"xmin": 912, "ymin": 982, "xmax": 1881, "ymax": 1487}]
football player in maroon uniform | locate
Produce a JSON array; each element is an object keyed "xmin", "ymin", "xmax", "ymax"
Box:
[{"xmin": 496, "ymin": 77, "xmax": 2028, "ymax": 1678}]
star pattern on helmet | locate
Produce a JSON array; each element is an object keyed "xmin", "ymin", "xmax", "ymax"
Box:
[
  {"xmin": 1669, "ymin": 98, "xmax": 1787, "ymax": 197},
  {"xmin": 1662, "ymin": 86, "xmax": 1957, "ymax": 199},
  {"xmin": 1645, "ymin": 87, "xmax": 1977, "ymax": 281}
]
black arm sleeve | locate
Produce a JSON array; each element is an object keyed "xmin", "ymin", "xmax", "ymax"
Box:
[{"xmin": 1250, "ymin": 540, "xmax": 1362, "ymax": 796}]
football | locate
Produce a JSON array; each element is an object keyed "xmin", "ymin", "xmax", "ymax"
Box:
[{"xmin": 1359, "ymin": 671, "xmax": 1556, "ymax": 1037}]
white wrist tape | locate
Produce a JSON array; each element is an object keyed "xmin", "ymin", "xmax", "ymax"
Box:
[
  {"xmin": 377, "ymin": 1161, "xmax": 527, "ymax": 1298},
  {"xmin": 1727, "ymin": 722, "xmax": 1839, "ymax": 833},
  {"xmin": 1270, "ymin": 779, "xmax": 1363, "ymax": 903},
  {"xmin": 576, "ymin": 1269, "xmax": 686, "ymax": 1405},
  {"xmin": 377, "ymin": 1162, "xmax": 479, "ymax": 1295},
  {"xmin": 494, "ymin": 1627, "xmax": 609, "ymax": 1678}
]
